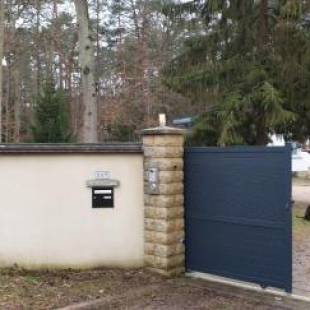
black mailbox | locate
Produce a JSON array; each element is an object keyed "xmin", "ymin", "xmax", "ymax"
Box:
[{"xmin": 92, "ymin": 187, "xmax": 114, "ymax": 208}]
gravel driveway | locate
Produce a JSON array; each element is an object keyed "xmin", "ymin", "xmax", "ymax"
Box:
[
  {"xmin": 293, "ymin": 178, "xmax": 310, "ymax": 204},
  {"xmin": 292, "ymin": 178, "xmax": 310, "ymax": 297}
]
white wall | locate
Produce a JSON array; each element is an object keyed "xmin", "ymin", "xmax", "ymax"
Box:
[{"xmin": 0, "ymin": 154, "xmax": 144, "ymax": 269}]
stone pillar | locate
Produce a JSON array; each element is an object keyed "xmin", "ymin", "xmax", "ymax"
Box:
[{"xmin": 142, "ymin": 126, "xmax": 185, "ymax": 276}]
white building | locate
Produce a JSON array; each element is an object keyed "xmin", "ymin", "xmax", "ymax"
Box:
[{"xmin": 268, "ymin": 135, "xmax": 310, "ymax": 172}]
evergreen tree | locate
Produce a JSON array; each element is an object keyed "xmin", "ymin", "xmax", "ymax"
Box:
[
  {"xmin": 32, "ymin": 83, "xmax": 72, "ymax": 143},
  {"xmin": 163, "ymin": 0, "xmax": 310, "ymax": 145}
]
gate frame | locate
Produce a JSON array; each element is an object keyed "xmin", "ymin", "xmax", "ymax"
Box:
[{"xmin": 184, "ymin": 145, "xmax": 292, "ymax": 293}]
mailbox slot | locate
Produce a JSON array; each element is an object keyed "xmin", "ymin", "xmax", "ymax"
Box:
[{"xmin": 92, "ymin": 187, "xmax": 114, "ymax": 208}]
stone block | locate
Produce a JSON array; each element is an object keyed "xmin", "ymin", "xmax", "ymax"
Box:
[
  {"xmin": 144, "ymin": 194, "xmax": 184, "ymax": 208},
  {"xmin": 144, "ymin": 254, "xmax": 184, "ymax": 269},
  {"xmin": 144, "ymin": 182, "xmax": 183, "ymax": 195},
  {"xmin": 145, "ymin": 207, "xmax": 184, "ymax": 220},
  {"xmin": 145, "ymin": 243, "xmax": 185, "ymax": 257},
  {"xmin": 144, "ymin": 171, "xmax": 183, "ymax": 183},
  {"xmin": 158, "ymin": 183, "xmax": 183, "ymax": 195},
  {"xmin": 145, "ymin": 218, "xmax": 184, "ymax": 233},
  {"xmin": 159, "ymin": 171, "xmax": 184, "ymax": 183},
  {"xmin": 144, "ymin": 158, "xmax": 183, "ymax": 171},
  {"xmin": 147, "ymin": 266, "xmax": 185, "ymax": 277},
  {"xmin": 143, "ymin": 135, "xmax": 184, "ymax": 147},
  {"xmin": 144, "ymin": 146, "xmax": 184, "ymax": 158},
  {"xmin": 145, "ymin": 230, "xmax": 184, "ymax": 245}
]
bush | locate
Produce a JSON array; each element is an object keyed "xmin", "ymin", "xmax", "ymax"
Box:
[{"xmin": 32, "ymin": 84, "xmax": 72, "ymax": 143}]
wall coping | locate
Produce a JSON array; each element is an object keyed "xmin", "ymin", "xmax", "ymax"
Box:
[
  {"xmin": 142, "ymin": 126, "xmax": 186, "ymax": 136},
  {"xmin": 0, "ymin": 143, "xmax": 143, "ymax": 154}
]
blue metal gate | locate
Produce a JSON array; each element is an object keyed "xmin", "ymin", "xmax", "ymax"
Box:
[{"xmin": 185, "ymin": 146, "xmax": 292, "ymax": 292}]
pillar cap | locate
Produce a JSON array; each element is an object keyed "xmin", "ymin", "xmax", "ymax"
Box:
[{"xmin": 142, "ymin": 126, "xmax": 186, "ymax": 136}]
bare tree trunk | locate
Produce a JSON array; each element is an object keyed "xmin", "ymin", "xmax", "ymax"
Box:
[
  {"xmin": 35, "ymin": 0, "xmax": 41, "ymax": 94},
  {"xmin": 10, "ymin": 3, "xmax": 24, "ymax": 142},
  {"xmin": 13, "ymin": 66, "xmax": 21, "ymax": 142},
  {"xmin": 74, "ymin": 0, "xmax": 98, "ymax": 143},
  {"xmin": 5, "ymin": 55, "xmax": 11, "ymax": 142},
  {"xmin": 140, "ymin": 5, "xmax": 152, "ymax": 126},
  {"xmin": 259, "ymin": 0, "xmax": 269, "ymax": 50},
  {"xmin": 0, "ymin": 0, "xmax": 4, "ymax": 143}
]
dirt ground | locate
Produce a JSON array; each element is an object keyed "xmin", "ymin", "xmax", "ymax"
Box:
[
  {"xmin": 292, "ymin": 178, "xmax": 310, "ymax": 297},
  {"xmin": 0, "ymin": 267, "xmax": 308, "ymax": 310}
]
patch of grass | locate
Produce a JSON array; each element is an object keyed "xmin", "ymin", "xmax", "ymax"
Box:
[
  {"xmin": 23, "ymin": 275, "xmax": 41, "ymax": 285},
  {"xmin": 293, "ymin": 203, "xmax": 310, "ymax": 239}
]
